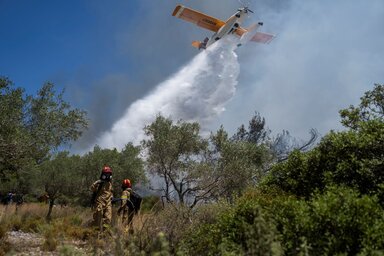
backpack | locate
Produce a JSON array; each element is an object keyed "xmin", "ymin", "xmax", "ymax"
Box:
[{"xmin": 127, "ymin": 190, "xmax": 142, "ymax": 214}]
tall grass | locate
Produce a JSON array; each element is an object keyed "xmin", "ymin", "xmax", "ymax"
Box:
[
  {"xmin": 0, "ymin": 203, "xmax": 98, "ymax": 254},
  {"xmin": 1, "ymin": 202, "xmax": 180, "ymax": 255}
]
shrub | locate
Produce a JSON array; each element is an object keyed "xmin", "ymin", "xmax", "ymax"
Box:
[
  {"xmin": 271, "ymin": 186, "xmax": 384, "ymax": 255},
  {"xmin": 21, "ymin": 216, "xmax": 44, "ymax": 232},
  {"xmin": 0, "ymin": 220, "xmax": 11, "ymax": 255},
  {"xmin": 180, "ymin": 198, "xmax": 282, "ymax": 255},
  {"xmin": 128, "ymin": 204, "xmax": 193, "ymax": 254},
  {"xmin": 141, "ymin": 195, "xmax": 161, "ymax": 213},
  {"xmin": 59, "ymin": 245, "xmax": 84, "ymax": 256},
  {"xmin": 263, "ymin": 120, "xmax": 384, "ymax": 199},
  {"xmin": 41, "ymin": 225, "xmax": 58, "ymax": 251}
]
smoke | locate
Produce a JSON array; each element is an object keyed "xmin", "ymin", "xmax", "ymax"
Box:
[
  {"xmin": 218, "ymin": 0, "xmax": 384, "ymax": 139},
  {"xmin": 94, "ymin": 37, "xmax": 240, "ymax": 149}
]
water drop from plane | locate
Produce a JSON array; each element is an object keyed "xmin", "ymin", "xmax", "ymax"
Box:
[{"xmin": 95, "ymin": 38, "xmax": 240, "ymax": 150}]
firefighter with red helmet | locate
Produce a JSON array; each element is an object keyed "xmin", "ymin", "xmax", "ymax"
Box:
[
  {"xmin": 117, "ymin": 179, "xmax": 133, "ymax": 232},
  {"xmin": 90, "ymin": 166, "xmax": 113, "ymax": 231}
]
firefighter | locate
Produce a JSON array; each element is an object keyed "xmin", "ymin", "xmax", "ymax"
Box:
[
  {"xmin": 91, "ymin": 166, "xmax": 113, "ymax": 231},
  {"xmin": 117, "ymin": 179, "xmax": 133, "ymax": 232}
]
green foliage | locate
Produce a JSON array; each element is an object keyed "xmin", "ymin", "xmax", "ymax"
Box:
[
  {"xmin": 36, "ymin": 152, "xmax": 82, "ymax": 219},
  {"xmin": 150, "ymin": 232, "xmax": 171, "ymax": 256},
  {"xmin": 0, "ymin": 77, "xmax": 32, "ymax": 183},
  {"xmin": 180, "ymin": 198, "xmax": 282, "ymax": 256},
  {"xmin": 180, "ymin": 186, "xmax": 384, "ymax": 255},
  {"xmin": 143, "ymin": 115, "xmax": 208, "ymax": 206},
  {"xmin": 140, "ymin": 195, "xmax": 161, "ymax": 212},
  {"xmin": 319, "ymin": 120, "xmax": 384, "ymax": 195},
  {"xmin": 209, "ymin": 126, "xmax": 273, "ymax": 202},
  {"xmin": 264, "ymin": 84, "xmax": 384, "ymax": 199},
  {"xmin": 264, "ymin": 119, "xmax": 384, "ymax": 198},
  {"xmin": 262, "ymin": 149, "xmax": 324, "ymax": 198},
  {"xmin": 21, "ymin": 216, "xmax": 44, "ymax": 232},
  {"xmin": 232, "ymin": 111, "xmax": 270, "ymax": 144},
  {"xmin": 0, "ymin": 219, "xmax": 11, "ymax": 255},
  {"xmin": 59, "ymin": 245, "xmax": 85, "ymax": 256},
  {"xmin": 340, "ymin": 83, "xmax": 384, "ymax": 129},
  {"xmin": 25, "ymin": 82, "xmax": 88, "ymax": 163},
  {"xmin": 0, "ymin": 77, "xmax": 88, "ymax": 196},
  {"xmin": 270, "ymin": 186, "xmax": 384, "ymax": 255},
  {"xmin": 42, "ymin": 225, "xmax": 59, "ymax": 251}
]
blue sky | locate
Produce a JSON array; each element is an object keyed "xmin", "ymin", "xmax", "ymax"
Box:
[
  {"xmin": 0, "ymin": 1, "xmax": 138, "ymax": 93},
  {"xmin": 1, "ymin": 0, "xmax": 384, "ymax": 152}
]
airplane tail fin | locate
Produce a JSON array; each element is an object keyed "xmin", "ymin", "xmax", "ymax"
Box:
[{"xmin": 191, "ymin": 37, "xmax": 209, "ymax": 50}]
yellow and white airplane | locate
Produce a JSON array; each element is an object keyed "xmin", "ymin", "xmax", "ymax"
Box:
[{"xmin": 172, "ymin": 4, "xmax": 275, "ymax": 49}]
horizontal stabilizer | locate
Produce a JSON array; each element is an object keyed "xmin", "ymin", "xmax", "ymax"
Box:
[
  {"xmin": 251, "ymin": 32, "xmax": 275, "ymax": 44},
  {"xmin": 192, "ymin": 41, "xmax": 201, "ymax": 48},
  {"xmin": 191, "ymin": 37, "xmax": 208, "ymax": 50}
]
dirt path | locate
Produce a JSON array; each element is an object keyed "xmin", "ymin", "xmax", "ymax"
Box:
[{"xmin": 5, "ymin": 230, "xmax": 89, "ymax": 255}]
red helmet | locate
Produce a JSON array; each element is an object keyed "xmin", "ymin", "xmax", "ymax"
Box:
[
  {"xmin": 122, "ymin": 179, "xmax": 131, "ymax": 188},
  {"xmin": 102, "ymin": 166, "xmax": 112, "ymax": 174}
]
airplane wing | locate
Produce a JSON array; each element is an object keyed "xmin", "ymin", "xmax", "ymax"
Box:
[
  {"xmin": 172, "ymin": 5, "xmax": 225, "ymax": 32},
  {"xmin": 250, "ymin": 32, "xmax": 275, "ymax": 44}
]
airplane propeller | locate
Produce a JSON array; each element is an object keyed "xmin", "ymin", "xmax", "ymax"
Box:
[
  {"xmin": 237, "ymin": 0, "xmax": 254, "ymax": 14},
  {"xmin": 244, "ymin": 7, "xmax": 254, "ymax": 13}
]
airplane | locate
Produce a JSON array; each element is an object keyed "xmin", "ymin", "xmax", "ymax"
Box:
[{"xmin": 172, "ymin": 4, "xmax": 275, "ymax": 49}]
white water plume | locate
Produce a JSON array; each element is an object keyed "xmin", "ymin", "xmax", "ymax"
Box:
[{"xmin": 96, "ymin": 38, "xmax": 240, "ymax": 149}]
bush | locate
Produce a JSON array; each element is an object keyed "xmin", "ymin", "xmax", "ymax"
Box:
[
  {"xmin": 263, "ymin": 120, "xmax": 384, "ymax": 199},
  {"xmin": 180, "ymin": 186, "xmax": 384, "ymax": 255},
  {"xmin": 41, "ymin": 225, "xmax": 58, "ymax": 252},
  {"xmin": 59, "ymin": 245, "xmax": 84, "ymax": 256},
  {"xmin": 180, "ymin": 199, "xmax": 282, "ymax": 256},
  {"xmin": 141, "ymin": 195, "xmax": 161, "ymax": 213},
  {"xmin": 271, "ymin": 186, "xmax": 384, "ymax": 255},
  {"xmin": 0, "ymin": 220, "xmax": 11, "ymax": 255},
  {"xmin": 128, "ymin": 204, "xmax": 193, "ymax": 254}
]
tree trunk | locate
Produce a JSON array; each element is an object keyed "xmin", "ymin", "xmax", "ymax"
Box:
[{"xmin": 46, "ymin": 198, "xmax": 55, "ymax": 221}]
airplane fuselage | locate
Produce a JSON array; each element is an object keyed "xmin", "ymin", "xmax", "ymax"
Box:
[{"xmin": 205, "ymin": 9, "xmax": 247, "ymax": 48}]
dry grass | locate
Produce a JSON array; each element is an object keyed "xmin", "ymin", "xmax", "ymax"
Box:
[
  {"xmin": 0, "ymin": 203, "xmax": 185, "ymax": 255},
  {"xmin": 0, "ymin": 203, "xmax": 155, "ymax": 254}
]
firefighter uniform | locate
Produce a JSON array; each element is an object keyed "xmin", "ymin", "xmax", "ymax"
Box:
[
  {"xmin": 119, "ymin": 188, "xmax": 133, "ymax": 226},
  {"xmin": 118, "ymin": 179, "xmax": 134, "ymax": 232},
  {"xmin": 91, "ymin": 166, "xmax": 113, "ymax": 231}
]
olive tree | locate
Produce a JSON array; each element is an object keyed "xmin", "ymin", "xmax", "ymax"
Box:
[
  {"xmin": 0, "ymin": 77, "xmax": 88, "ymax": 196},
  {"xmin": 142, "ymin": 115, "xmax": 211, "ymax": 208},
  {"xmin": 0, "ymin": 78, "xmax": 31, "ymax": 183},
  {"xmin": 209, "ymin": 127, "xmax": 272, "ymax": 202},
  {"xmin": 38, "ymin": 152, "xmax": 81, "ymax": 220}
]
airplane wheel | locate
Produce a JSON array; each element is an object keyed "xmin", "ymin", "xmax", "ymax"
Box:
[
  {"xmin": 234, "ymin": 23, "xmax": 239, "ymax": 28},
  {"xmin": 215, "ymin": 37, "xmax": 220, "ymax": 41}
]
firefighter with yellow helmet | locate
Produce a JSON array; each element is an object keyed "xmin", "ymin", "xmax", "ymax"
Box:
[{"xmin": 117, "ymin": 179, "xmax": 133, "ymax": 232}]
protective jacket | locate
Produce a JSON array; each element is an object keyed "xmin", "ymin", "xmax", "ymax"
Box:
[
  {"xmin": 118, "ymin": 188, "xmax": 133, "ymax": 228},
  {"xmin": 91, "ymin": 180, "xmax": 113, "ymax": 229}
]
